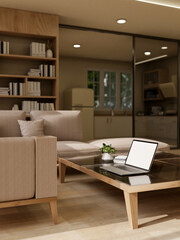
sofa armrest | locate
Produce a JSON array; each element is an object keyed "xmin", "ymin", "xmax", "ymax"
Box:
[
  {"xmin": 0, "ymin": 137, "xmax": 35, "ymax": 202},
  {"xmin": 34, "ymin": 136, "xmax": 57, "ymax": 199}
]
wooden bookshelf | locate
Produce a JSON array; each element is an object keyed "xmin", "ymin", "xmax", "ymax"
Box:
[
  {"xmin": 0, "ymin": 54, "xmax": 56, "ymax": 62},
  {"xmin": 0, "ymin": 7, "xmax": 59, "ymax": 112},
  {"xmin": 0, "ymin": 74, "xmax": 56, "ymax": 80},
  {"xmin": 0, "ymin": 96, "xmax": 56, "ymax": 99}
]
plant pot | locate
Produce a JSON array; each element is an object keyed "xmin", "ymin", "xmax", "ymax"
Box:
[{"xmin": 102, "ymin": 153, "xmax": 113, "ymax": 161}]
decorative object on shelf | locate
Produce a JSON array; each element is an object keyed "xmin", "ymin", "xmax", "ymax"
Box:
[
  {"xmin": 99, "ymin": 143, "xmax": 115, "ymax": 161},
  {"xmin": 46, "ymin": 40, "xmax": 53, "ymax": 58},
  {"xmin": 12, "ymin": 104, "xmax": 19, "ymax": 110}
]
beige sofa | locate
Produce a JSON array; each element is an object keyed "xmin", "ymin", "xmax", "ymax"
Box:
[
  {"xmin": 30, "ymin": 110, "xmax": 170, "ymax": 158},
  {"xmin": 0, "ymin": 111, "xmax": 58, "ymax": 224}
]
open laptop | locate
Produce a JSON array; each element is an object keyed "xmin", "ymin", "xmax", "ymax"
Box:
[{"xmin": 100, "ymin": 139, "xmax": 158, "ymax": 176}]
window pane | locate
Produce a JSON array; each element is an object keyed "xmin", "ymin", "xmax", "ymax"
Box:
[
  {"xmin": 88, "ymin": 71, "xmax": 93, "ymax": 81},
  {"xmin": 94, "ymin": 82, "xmax": 100, "ymax": 96},
  {"xmin": 111, "ymin": 79, "xmax": 116, "ymax": 97},
  {"xmin": 94, "ymin": 96, "xmax": 100, "ymax": 108},
  {"xmin": 110, "ymin": 97, "xmax": 116, "ymax": 108},
  {"xmin": 120, "ymin": 72, "xmax": 132, "ymax": 109},
  {"xmin": 104, "ymin": 72, "xmax": 116, "ymax": 109},
  {"xmin": 87, "ymin": 70, "xmax": 100, "ymax": 108},
  {"xmin": 104, "ymin": 97, "xmax": 116, "ymax": 108},
  {"xmin": 95, "ymin": 71, "xmax": 100, "ymax": 82}
]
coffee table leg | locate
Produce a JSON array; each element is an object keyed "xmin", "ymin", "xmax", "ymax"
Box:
[
  {"xmin": 59, "ymin": 161, "xmax": 66, "ymax": 183},
  {"xmin": 124, "ymin": 191, "xmax": 138, "ymax": 229}
]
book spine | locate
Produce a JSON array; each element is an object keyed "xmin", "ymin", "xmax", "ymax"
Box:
[
  {"xmin": 9, "ymin": 82, "xmax": 12, "ymax": 95},
  {"xmin": 43, "ymin": 43, "xmax": 46, "ymax": 57},
  {"xmin": 6, "ymin": 41, "xmax": 9, "ymax": 54},
  {"xmin": 1, "ymin": 41, "xmax": 3, "ymax": 54},
  {"xmin": 19, "ymin": 83, "xmax": 23, "ymax": 96},
  {"xmin": 3, "ymin": 41, "xmax": 6, "ymax": 54},
  {"xmin": 44, "ymin": 64, "xmax": 48, "ymax": 77},
  {"xmin": 52, "ymin": 65, "xmax": 56, "ymax": 77},
  {"xmin": 48, "ymin": 64, "xmax": 50, "ymax": 77},
  {"xmin": 17, "ymin": 82, "xmax": 20, "ymax": 96},
  {"xmin": 14, "ymin": 82, "xmax": 17, "ymax": 96}
]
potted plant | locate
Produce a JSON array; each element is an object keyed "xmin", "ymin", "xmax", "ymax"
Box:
[{"xmin": 99, "ymin": 143, "xmax": 115, "ymax": 161}]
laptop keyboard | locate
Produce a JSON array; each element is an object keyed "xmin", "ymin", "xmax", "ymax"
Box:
[{"xmin": 116, "ymin": 165, "xmax": 143, "ymax": 173}]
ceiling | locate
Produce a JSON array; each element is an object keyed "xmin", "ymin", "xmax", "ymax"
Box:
[
  {"xmin": 60, "ymin": 28, "xmax": 177, "ymax": 62},
  {"xmin": 59, "ymin": 29, "xmax": 133, "ymax": 61},
  {"xmin": 0, "ymin": 0, "xmax": 179, "ymax": 62},
  {"xmin": 1, "ymin": 0, "xmax": 180, "ymax": 39}
]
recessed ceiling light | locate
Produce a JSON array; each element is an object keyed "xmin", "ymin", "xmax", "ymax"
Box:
[
  {"xmin": 117, "ymin": 18, "xmax": 127, "ymax": 24},
  {"xmin": 161, "ymin": 46, "xmax": 168, "ymax": 50},
  {"xmin": 144, "ymin": 51, "xmax": 151, "ymax": 56},
  {"xmin": 136, "ymin": 0, "xmax": 180, "ymax": 9},
  {"xmin": 73, "ymin": 44, "xmax": 81, "ymax": 48}
]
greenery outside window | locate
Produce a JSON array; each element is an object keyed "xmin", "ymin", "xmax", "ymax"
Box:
[
  {"xmin": 88, "ymin": 70, "xmax": 132, "ymax": 111},
  {"xmin": 104, "ymin": 71, "xmax": 116, "ymax": 109},
  {"xmin": 88, "ymin": 70, "xmax": 100, "ymax": 108},
  {"xmin": 120, "ymin": 72, "xmax": 132, "ymax": 110}
]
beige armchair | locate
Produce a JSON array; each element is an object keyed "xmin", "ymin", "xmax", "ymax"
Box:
[{"xmin": 0, "ymin": 111, "xmax": 58, "ymax": 224}]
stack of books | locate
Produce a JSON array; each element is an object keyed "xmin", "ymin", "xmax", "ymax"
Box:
[
  {"xmin": 22, "ymin": 101, "xmax": 54, "ymax": 114},
  {"xmin": 27, "ymin": 81, "xmax": 41, "ymax": 96},
  {"xmin": 0, "ymin": 41, "xmax": 9, "ymax": 54},
  {"xmin": 27, "ymin": 68, "xmax": 41, "ymax": 77},
  {"xmin": 9, "ymin": 82, "xmax": 25, "ymax": 96},
  {"xmin": 39, "ymin": 64, "xmax": 56, "ymax": 77},
  {"xmin": 30, "ymin": 42, "xmax": 46, "ymax": 57},
  {"xmin": 0, "ymin": 87, "xmax": 9, "ymax": 95}
]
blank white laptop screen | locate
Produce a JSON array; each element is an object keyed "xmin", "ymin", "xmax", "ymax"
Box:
[{"xmin": 126, "ymin": 141, "xmax": 158, "ymax": 170}]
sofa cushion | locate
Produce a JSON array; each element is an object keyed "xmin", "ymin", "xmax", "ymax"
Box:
[
  {"xmin": 18, "ymin": 119, "xmax": 44, "ymax": 137},
  {"xmin": 57, "ymin": 141, "xmax": 99, "ymax": 158},
  {"xmin": 30, "ymin": 111, "xmax": 83, "ymax": 141},
  {"xmin": 0, "ymin": 110, "xmax": 26, "ymax": 137},
  {"xmin": 88, "ymin": 137, "xmax": 170, "ymax": 153}
]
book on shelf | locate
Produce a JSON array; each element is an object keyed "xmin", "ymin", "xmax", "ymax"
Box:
[
  {"xmin": 9, "ymin": 82, "xmax": 25, "ymax": 96},
  {"xmin": 27, "ymin": 81, "xmax": 41, "ymax": 96},
  {"xmin": 27, "ymin": 68, "xmax": 41, "ymax": 77},
  {"xmin": 0, "ymin": 41, "xmax": 9, "ymax": 54},
  {"xmin": 30, "ymin": 42, "xmax": 46, "ymax": 57},
  {"xmin": 39, "ymin": 64, "xmax": 56, "ymax": 77},
  {"xmin": 22, "ymin": 100, "xmax": 55, "ymax": 114},
  {"xmin": 0, "ymin": 87, "xmax": 9, "ymax": 95}
]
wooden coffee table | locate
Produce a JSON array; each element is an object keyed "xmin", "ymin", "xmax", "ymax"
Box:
[{"xmin": 58, "ymin": 153, "xmax": 180, "ymax": 229}]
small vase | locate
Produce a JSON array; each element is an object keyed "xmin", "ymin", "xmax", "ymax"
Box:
[
  {"xmin": 102, "ymin": 153, "xmax": 113, "ymax": 161},
  {"xmin": 46, "ymin": 49, "xmax": 53, "ymax": 58}
]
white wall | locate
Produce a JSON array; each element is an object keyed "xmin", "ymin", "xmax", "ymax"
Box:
[{"xmin": 59, "ymin": 56, "xmax": 132, "ymax": 109}]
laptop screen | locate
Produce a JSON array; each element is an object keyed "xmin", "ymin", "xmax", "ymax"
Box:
[{"xmin": 125, "ymin": 140, "xmax": 158, "ymax": 171}]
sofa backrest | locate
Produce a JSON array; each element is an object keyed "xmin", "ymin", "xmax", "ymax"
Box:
[
  {"xmin": 0, "ymin": 111, "xmax": 26, "ymax": 137},
  {"xmin": 30, "ymin": 110, "xmax": 83, "ymax": 141}
]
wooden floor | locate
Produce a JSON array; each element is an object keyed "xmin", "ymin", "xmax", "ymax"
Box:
[{"xmin": 1, "ymin": 149, "xmax": 180, "ymax": 240}]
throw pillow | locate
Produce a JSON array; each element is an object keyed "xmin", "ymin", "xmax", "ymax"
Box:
[{"xmin": 18, "ymin": 119, "xmax": 44, "ymax": 137}]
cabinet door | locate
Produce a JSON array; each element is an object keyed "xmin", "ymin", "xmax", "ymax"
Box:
[
  {"xmin": 110, "ymin": 116, "xmax": 132, "ymax": 137},
  {"xmin": 164, "ymin": 117, "xmax": 177, "ymax": 140},
  {"xmin": 135, "ymin": 117, "xmax": 148, "ymax": 137},
  {"xmin": 94, "ymin": 116, "xmax": 110, "ymax": 139},
  {"xmin": 146, "ymin": 117, "xmax": 164, "ymax": 139}
]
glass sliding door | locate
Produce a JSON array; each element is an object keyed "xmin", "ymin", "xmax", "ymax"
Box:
[{"xmin": 134, "ymin": 37, "xmax": 178, "ymax": 147}]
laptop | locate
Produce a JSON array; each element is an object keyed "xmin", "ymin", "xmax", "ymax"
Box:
[{"xmin": 100, "ymin": 139, "xmax": 158, "ymax": 176}]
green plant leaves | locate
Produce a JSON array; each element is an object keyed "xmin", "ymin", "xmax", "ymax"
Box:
[{"xmin": 99, "ymin": 143, "xmax": 115, "ymax": 153}]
